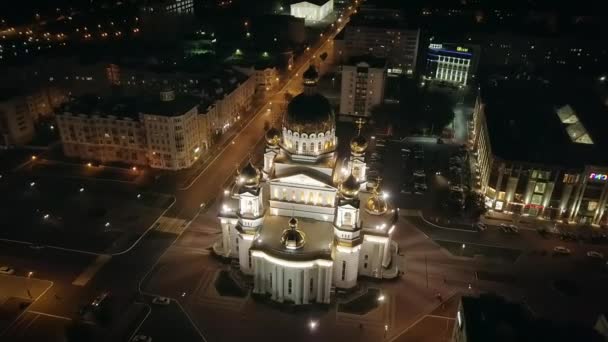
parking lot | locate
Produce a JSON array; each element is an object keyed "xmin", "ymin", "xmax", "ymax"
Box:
[{"xmin": 367, "ymin": 137, "xmax": 469, "ymax": 211}]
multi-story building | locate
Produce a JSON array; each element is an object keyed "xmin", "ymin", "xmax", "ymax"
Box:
[
  {"xmin": 425, "ymin": 43, "xmax": 479, "ymax": 87},
  {"xmin": 290, "ymin": 0, "xmax": 334, "ymax": 22},
  {"xmin": 141, "ymin": 0, "xmax": 194, "ymax": 14},
  {"xmin": 0, "ymin": 90, "xmax": 36, "ymax": 147},
  {"xmin": 472, "ymin": 81, "xmax": 608, "ymax": 225},
  {"xmin": 338, "ymin": 7, "xmax": 420, "ymax": 75},
  {"xmin": 56, "ymin": 89, "xmax": 208, "ymax": 170},
  {"xmin": 339, "ymin": 56, "xmax": 386, "ymax": 119}
]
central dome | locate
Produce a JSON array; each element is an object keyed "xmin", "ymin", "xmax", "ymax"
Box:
[{"xmin": 285, "ymin": 93, "xmax": 334, "ymax": 133}]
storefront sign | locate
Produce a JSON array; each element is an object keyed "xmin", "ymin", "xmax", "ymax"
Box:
[
  {"xmin": 456, "ymin": 46, "xmax": 469, "ymax": 52},
  {"xmin": 589, "ymin": 173, "xmax": 608, "ymax": 181},
  {"xmin": 429, "ymin": 43, "xmax": 443, "ymax": 49}
]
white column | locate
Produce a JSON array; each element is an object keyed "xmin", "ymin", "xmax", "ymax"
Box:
[
  {"xmin": 278, "ymin": 266, "xmax": 284, "ymax": 302},
  {"xmin": 303, "ymin": 269, "xmax": 310, "ymax": 304},
  {"xmin": 272, "ymin": 264, "xmax": 278, "ymax": 300},
  {"xmin": 316, "ymin": 266, "xmax": 323, "ymax": 303},
  {"xmin": 295, "ymin": 269, "xmax": 302, "ymax": 304},
  {"xmin": 324, "ymin": 267, "xmax": 332, "ymax": 303}
]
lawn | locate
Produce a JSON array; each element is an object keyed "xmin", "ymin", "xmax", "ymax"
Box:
[
  {"xmin": 0, "ymin": 177, "xmax": 172, "ymax": 253},
  {"xmin": 435, "ymin": 240, "xmax": 522, "ymax": 263}
]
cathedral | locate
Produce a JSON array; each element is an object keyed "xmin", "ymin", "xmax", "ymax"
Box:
[{"xmin": 213, "ymin": 65, "xmax": 399, "ymax": 305}]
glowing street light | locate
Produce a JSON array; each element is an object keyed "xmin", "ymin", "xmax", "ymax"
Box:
[
  {"xmin": 378, "ymin": 294, "xmax": 385, "ymax": 302},
  {"xmin": 79, "ymin": 187, "xmax": 85, "ymax": 192},
  {"xmin": 30, "ymin": 181, "xmax": 36, "ymax": 187},
  {"xmin": 43, "ymin": 214, "xmax": 50, "ymax": 220},
  {"xmin": 137, "ymin": 193, "xmax": 142, "ymax": 199},
  {"xmin": 309, "ymin": 320, "xmax": 318, "ymax": 330}
]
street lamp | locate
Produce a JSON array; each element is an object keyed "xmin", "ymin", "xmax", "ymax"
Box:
[
  {"xmin": 378, "ymin": 294, "xmax": 385, "ymax": 302},
  {"xmin": 309, "ymin": 320, "xmax": 318, "ymax": 331}
]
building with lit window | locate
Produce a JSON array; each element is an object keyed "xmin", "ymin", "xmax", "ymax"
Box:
[
  {"xmin": 56, "ymin": 89, "xmax": 209, "ymax": 170},
  {"xmin": 425, "ymin": 43, "xmax": 478, "ymax": 87},
  {"xmin": 141, "ymin": 0, "xmax": 194, "ymax": 14},
  {"xmin": 290, "ymin": 0, "xmax": 334, "ymax": 22},
  {"xmin": 337, "ymin": 7, "xmax": 420, "ymax": 75},
  {"xmin": 339, "ymin": 55, "xmax": 386, "ymax": 119},
  {"xmin": 472, "ymin": 81, "xmax": 608, "ymax": 225},
  {"xmin": 213, "ymin": 66, "xmax": 400, "ymax": 304}
]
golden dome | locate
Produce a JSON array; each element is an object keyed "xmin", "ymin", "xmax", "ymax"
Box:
[
  {"xmin": 339, "ymin": 174, "xmax": 359, "ymax": 198},
  {"xmin": 365, "ymin": 183, "xmax": 387, "ymax": 215},
  {"xmin": 239, "ymin": 162, "xmax": 260, "ymax": 187},
  {"xmin": 265, "ymin": 127, "xmax": 281, "ymax": 146},
  {"xmin": 281, "ymin": 217, "xmax": 306, "ymax": 250},
  {"xmin": 350, "ymin": 134, "xmax": 368, "ymax": 154}
]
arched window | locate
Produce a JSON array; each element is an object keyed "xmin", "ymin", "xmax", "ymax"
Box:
[
  {"xmin": 288, "ymin": 279, "xmax": 293, "ymax": 294},
  {"xmin": 295, "ymin": 141, "xmax": 299, "ymax": 152},
  {"xmin": 318, "ymin": 141, "xmax": 322, "ymax": 151},
  {"xmin": 309, "ymin": 278, "xmax": 314, "ymax": 294},
  {"xmin": 302, "ymin": 142, "xmax": 307, "ymax": 153},
  {"xmin": 343, "ymin": 211, "xmax": 352, "ymax": 225},
  {"xmin": 341, "ymin": 261, "xmax": 346, "ymax": 280}
]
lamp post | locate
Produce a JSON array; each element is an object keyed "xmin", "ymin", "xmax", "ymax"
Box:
[{"xmin": 26, "ymin": 271, "xmax": 34, "ymax": 299}]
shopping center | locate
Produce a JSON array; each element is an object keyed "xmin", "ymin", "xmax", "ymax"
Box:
[{"xmin": 471, "ymin": 81, "xmax": 608, "ymax": 225}]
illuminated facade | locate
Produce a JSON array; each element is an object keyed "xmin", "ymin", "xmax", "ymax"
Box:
[
  {"xmin": 472, "ymin": 93, "xmax": 608, "ymax": 225},
  {"xmin": 425, "ymin": 43, "xmax": 476, "ymax": 86},
  {"xmin": 339, "ymin": 56, "xmax": 386, "ymax": 119},
  {"xmin": 56, "ymin": 89, "xmax": 209, "ymax": 170},
  {"xmin": 290, "ymin": 0, "xmax": 334, "ymax": 22},
  {"xmin": 213, "ymin": 66, "xmax": 400, "ymax": 304}
]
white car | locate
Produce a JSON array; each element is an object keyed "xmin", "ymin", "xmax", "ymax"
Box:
[
  {"xmin": 132, "ymin": 335, "xmax": 152, "ymax": 342},
  {"xmin": 151, "ymin": 296, "xmax": 171, "ymax": 305},
  {"xmin": 414, "ymin": 169, "xmax": 425, "ymax": 177},
  {"xmin": 0, "ymin": 266, "xmax": 15, "ymax": 275},
  {"xmin": 586, "ymin": 251, "xmax": 604, "ymax": 259},
  {"xmin": 476, "ymin": 223, "xmax": 487, "ymax": 231},
  {"xmin": 553, "ymin": 246, "xmax": 571, "ymax": 255}
]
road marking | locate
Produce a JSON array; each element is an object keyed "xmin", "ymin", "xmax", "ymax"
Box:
[
  {"xmin": 0, "ymin": 280, "xmax": 53, "ymax": 337},
  {"xmin": 28, "ymin": 311, "xmax": 72, "ymax": 321},
  {"xmin": 127, "ymin": 304, "xmax": 151, "ymax": 342},
  {"xmin": 72, "ymin": 254, "xmax": 112, "ymax": 286}
]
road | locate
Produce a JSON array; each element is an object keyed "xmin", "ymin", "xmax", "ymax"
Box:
[{"xmin": 1, "ymin": 4, "xmax": 358, "ymax": 342}]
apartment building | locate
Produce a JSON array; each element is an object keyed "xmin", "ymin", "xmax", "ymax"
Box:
[
  {"xmin": 338, "ymin": 7, "xmax": 420, "ymax": 75},
  {"xmin": 56, "ymin": 89, "xmax": 208, "ymax": 170},
  {"xmin": 339, "ymin": 56, "xmax": 386, "ymax": 119}
]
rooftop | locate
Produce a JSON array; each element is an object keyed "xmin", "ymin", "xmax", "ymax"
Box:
[
  {"xmin": 346, "ymin": 55, "xmax": 387, "ymax": 69},
  {"xmin": 251, "ymin": 214, "xmax": 334, "ymax": 261},
  {"xmin": 482, "ymin": 80, "xmax": 608, "ymax": 169},
  {"xmin": 59, "ymin": 92, "xmax": 200, "ymax": 119},
  {"xmin": 461, "ymin": 295, "xmax": 603, "ymax": 342}
]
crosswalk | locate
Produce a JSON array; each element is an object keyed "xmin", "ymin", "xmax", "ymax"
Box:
[{"xmin": 154, "ymin": 216, "xmax": 189, "ymax": 235}]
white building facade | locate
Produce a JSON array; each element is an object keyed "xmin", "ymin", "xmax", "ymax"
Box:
[
  {"xmin": 340, "ymin": 57, "xmax": 387, "ymax": 119},
  {"xmin": 214, "ymin": 66, "xmax": 400, "ymax": 305},
  {"xmin": 290, "ymin": 0, "xmax": 334, "ymax": 22}
]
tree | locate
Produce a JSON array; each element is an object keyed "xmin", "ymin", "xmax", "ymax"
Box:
[{"xmin": 464, "ymin": 191, "xmax": 487, "ymax": 220}]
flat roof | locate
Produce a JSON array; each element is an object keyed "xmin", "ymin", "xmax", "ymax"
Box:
[
  {"xmin": 346, "ymin": 55, "xmax": 387, "ymax": 69},
  {"xmin": 251, "ymin": 215, "xmax": 334, "ymax": 261},
  {"xmin": 482, "ymin": 80, "xmax": 608, "ymax": 169},
  {"xmin": 59, "ymin": 93, "xmax": 199, "ymax": 119}
]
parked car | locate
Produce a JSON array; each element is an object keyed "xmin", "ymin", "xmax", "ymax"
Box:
[
  {"xmin": 91, "ymin": 291, "xmax": 110, "ymax": 308},
  {"xmin": 414, "ymin": 169, "xmax": 425, "ymax": 177},
  {"xmin": 553, "ymin": 246, "xmax": 571, "ymax": 255},
  {"xmin": 414, "ymin": 183, "xmax": 428, "ymax": 191},
  {"xmin": 151, "ymin": 296, "xmax": 171, "ymax": 305},
  {"xmin": 0, "ymin": 266, "xmax": 15, "ymax": 275},
  {"xmin": 476, "ymin": 223, "xmax": 487, "ymax": 232},
  {"xmin": 586, "ymin": 251, "xmax": 604, "ymax": 259}
]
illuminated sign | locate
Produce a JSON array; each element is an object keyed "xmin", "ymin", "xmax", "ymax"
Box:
[
  {"xmin": 456, "ymin": 46, "xmax": 469, "ymax": 52},
  {"xmin": 429, "ymin": 43, "xmax": 443, "ymax": 49},
  {"xmin": 589, "ymin": 173, "xmax": 608, "ymax": 181}
]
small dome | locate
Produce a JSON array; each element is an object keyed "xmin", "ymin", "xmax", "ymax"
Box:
[
  {"xmin": 281, "ymin": 217, "xmax": 306, "ymax": 250},
  {"xmin": 339, "ymin": 174, "xmax": 359, "ymax": 198},
  {"xmin": 350, "ymin": 134, "xmax": 368, "ymax": 154},
  {"xmin": 285, "ymin": 93, "xmax": 334, "ymax": 133},
  {"xmin": 265, "ymin": 127, "xmax": 281, "ymax": 146},
  {"xmin": 365, "ymin": 183, "xmax": 387, "ymax": 215},
  {"xmin": 239, "ymin": 162, "xmax": 260, "ymax": 187}
]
